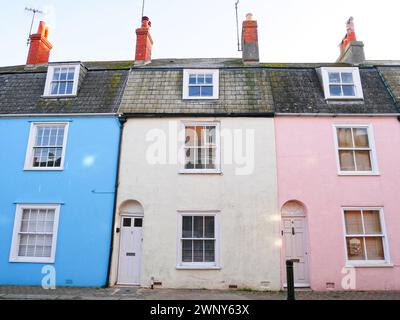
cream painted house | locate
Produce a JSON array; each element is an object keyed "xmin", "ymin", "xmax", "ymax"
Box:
[{"xmin": 107, "ymin": 58, "xmax": 281, "ymax": 289}]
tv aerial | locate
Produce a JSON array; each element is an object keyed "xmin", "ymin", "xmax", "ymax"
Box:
[{"xmin": 25, "ymin": 7, "xmax": 44, "ymax": 46}]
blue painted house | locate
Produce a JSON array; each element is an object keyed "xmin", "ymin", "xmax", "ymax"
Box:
[{"xmin": 0, "ymin": 22, "xmax": 129, "ymax": 286}]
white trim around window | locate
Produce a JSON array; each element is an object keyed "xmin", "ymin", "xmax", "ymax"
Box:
[
  {"xmin": 24, "ymin": 122, "xmax": 69, "ymax": 171},
  {"xmin": 176, "ymin": 211, "xmax": 220, "ymax": 270},
  {"xmin": 182, "ymin": 69, "xmax": 220, "ymax": 100},
  {"xmin": 341, "ymin": 207, "xmax": 391, "ymax": 267},
  {"xmin": 319, "ymin": 67, "xmax": 364, "ymax": 100},
  {"xmin": 179, "ymin": 121, "xmax": 221, "ymax": 174},
  {"xmin": 43, "ymin": 64, "xmax": 81, "ymax": 98},
  {"xmin": 9, "ymin": 204, "xmax": 61, "ymax": 263},
  {"xmin": 332, "ymin": 124, "xmax": 379, "ymax": 176}
]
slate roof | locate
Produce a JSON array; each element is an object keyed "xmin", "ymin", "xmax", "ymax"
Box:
[
  {"xmin": 120, "ymin": 67, "xmax": 274, "ymax": 115},
  {"xmin": 0, "ymin": 62, "xmax": 129, "ymax": 115},
  {"xmin": 0, "ymin": 58, "xmax": 398, "ymax": 116},
  {"xmin": 270, "ymin": 67, "xmax": 399, "ymax": 114}
]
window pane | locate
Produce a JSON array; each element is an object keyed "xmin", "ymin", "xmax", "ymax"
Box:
[
  {"xmin": 59, "ymin": 82, "xmax": 66, "ymax": 95},
  {"xmin": 201, "ymin": 86, "xmax": 213, "ymax": 97},
  {"xmin": 329, "ymin": 85, "xmax": 342, "ymax": 96},
  {"xmin": 60, "ymin": 68, "xmax": 68, "ymax": 80},
  {"xmin": 182, "ymin": 240, "xmax": 192, "ymax": 262},
  {"xmin": 197, "ymin": 74, "xmax": 205, "ymax": 84},
  {"xmin": 67, "ymin": 69, "xmax": 75, "ymax": 80},
  {"xmin": 337, "ymin": 128, "xmax": 353, "ymax": 148},
  {"xmin": 346, "ymin": 237, "xmax": 366, "ymax": 260},
  {"xmin": 185, "ymin": 126, "xmax": 196, "ymax": 146},
  {"xmin": 204, "ymin": 216, "xmax": 215, "ymax": 238},
  {"xmin": 205, "ymin": 74, "xmax": 213, "ymax": 84},
  {"xmin": 329, "ymin": 72, "xmax": 341, "ymax": 83},
  {"xmin": 342, "ymin": 85, "xmax": 355, "ymax": 96},
  {"xmin": 207, "ymin": 147, "xmax": 216, "ymax": 169},
  {"xmin": 66, "ymin": 82, "xmax": 74, "ymax": 94},
  {"xmin": 189, "ymin": 75, "xmax": 197, "ymax": 84},
  {"xmin": 193, "ymin": 216, "xmax": 203, "ymax": 238},
  {"xmin": 205, "ymin": 126, "xmax": 216, "ymax": 145},
  {"xmin": 365, "ymin": 237, "xmax": 385, "ymax": 260},
  {"xmin": 345, "ymin": 211, "xmax": 363, "ymax": 234},
  {"xmin": 341, "ymin": 73, "xmax": 354, "ymax": 84},
  {"xmin": 339, "ymin": 150, "xmax": 355, "ymax": 171},
  {"xmin": 353, "ymin": 128, "xmax": 369, "ymax": 148},
  {"xmin": 185, "ymin": 148, "xmax": 195, "ymax": 169},
  {"xmin": 193, "ymin": 240, "xmax": 204, "ymax": 262},
  {"xmin": 51, "ymin": 82, "xmax": 59, "ymax": 95},
  {"xmin": 195, "ymin": 148, "xmax": 205, "ymax": 169},
  {"xmin": 53, "ymin": 68, "xmax": 61, "ymax": 80},
  {"xmin": 363, "ymin": 211, "xmax": 382, "ymax": 234},
  {"xmin": 189, "ymin": 86, "xmax": 201, "ymax": 96},
  {"xmin": 355, "ymin": 151, "xmax": 372, "ymax": 171},
  {"xmin": 204, "ymin": 240, "xmax": 215, "ymax": 262},
  {"xmin": 182, "ymin": 216, "xmax": 192, "ymax": 238}
]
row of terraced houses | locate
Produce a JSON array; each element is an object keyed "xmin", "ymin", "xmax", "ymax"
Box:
[{"xmin": 1, "ymin": 14, "xmax": 400, "ymax": 291}]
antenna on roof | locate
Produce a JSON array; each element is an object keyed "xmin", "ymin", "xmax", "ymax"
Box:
[
  {"xmin": 235, "ymin": 1, "xmax": 242, "ymax": 52},
  {"xmin": 25, "ymin": 7, "xmax": 44, "ymax": 46},
  {"xmin": 141, "ymin": 0, "xmax": 146, "ymax": 19}
]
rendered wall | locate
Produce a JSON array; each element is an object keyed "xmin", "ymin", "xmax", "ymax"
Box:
[
  {"xmin": 0, "ymin": 116, "xmax": 120, "ymax": 287},
  {"xmin": 275, "ymin": 116, "xmax": 400, "ymax": 291},
  {"xmin": 111, "ymin": 117, "xmax": 280, "ymax": 290}
]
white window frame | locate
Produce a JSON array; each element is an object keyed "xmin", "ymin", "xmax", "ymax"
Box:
[
  {"xmin": 320, "ymin": 67, "xmax": 364, "ymax": 100},
  {"xmin": 183, "ymin": 69, "xmax": 220, "ymax": 100},
  {"xmin": 176, "ymin": 211, "xmax": 220, "ymax": 270},
  {"xmin": 43, "ymin": 64, "xmax": 80, "ymax": 97},
  {"xmin": 24, "ymin": 122, "xmax": 69, "ymax": 171},
  {"xmin": 179, "ymin": 121, "xmax": 221, "ymax": 174},
  {"xmin": 341, "ymin": 207, "xmax": 391, "ymax": 267},
  {"xmin": 9, "ymin": 204, "xmax": 61, "ymax": 263},
  {"xmin": 332, "ymin": 124, "xmax": 379, "ymax": 176}
]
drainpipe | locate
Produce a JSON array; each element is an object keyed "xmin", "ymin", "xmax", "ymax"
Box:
[{"xmin": 105, "ymin": 114, "xmax": 127, "ymax": 287}]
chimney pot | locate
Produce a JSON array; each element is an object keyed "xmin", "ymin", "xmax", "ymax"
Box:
[{"xmin": 26, "ymin": 21, "xmax": 53, "ymax": 65}]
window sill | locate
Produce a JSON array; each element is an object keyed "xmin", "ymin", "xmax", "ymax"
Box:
[
  {"xmin": 176, "ymin": 265, "xmax": 221, "ymax": 270},
  {"xmin": 24, "ymin": 167, "xmax": 64, "ymax": 172},
  {"xmin": 345, "ymin": 263, "xmax": 394, "ymax": 268},
  {"xmin": 41, "ymin": 94, "xmax": 77, "ymax": 99},
  {"xmin": 179, "ymin": 170, "xmax": 222, "ymax": 175},
  {"xmin": 10, "ymin": 258, "xmax": 55, "ymax": 264},
  {"xmin": 338, "ymin": 172, "xmax": 380, "ymax": 176}
]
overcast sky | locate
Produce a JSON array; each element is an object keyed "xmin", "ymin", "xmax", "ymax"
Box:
[{"xmin": 1, "ymin": 0, "xmax": 399, "ymax": 66}]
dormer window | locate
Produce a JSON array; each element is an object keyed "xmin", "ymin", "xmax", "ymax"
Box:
[
  {"xmin": 43, "ymin": 64, "xmax": 81, "ymax": 97},
  {"xmin": 183, "ymin": 69, "xmax": 219, "ymax": 99},
  {"xmin": 319, "ymin": 67, "xmax": 363, "ymax": 100}
]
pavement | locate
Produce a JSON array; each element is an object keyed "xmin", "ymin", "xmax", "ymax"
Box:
[{"xmin": 0, "ymin": 286, "xmax": 400, "ymax": 300}]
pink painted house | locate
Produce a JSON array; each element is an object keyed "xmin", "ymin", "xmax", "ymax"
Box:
[{"xmin": 272, "ymin": 20, "xmax": 400, "ymax": 290}]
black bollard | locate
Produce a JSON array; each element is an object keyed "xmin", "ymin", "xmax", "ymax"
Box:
[{"xmin": 286, "ymin": 260, "xmax": 295, "ymax": 300}]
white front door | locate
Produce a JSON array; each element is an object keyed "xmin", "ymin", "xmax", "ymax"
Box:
[
  {"xmin": 282, "ymin": 217, "xmax": 310, "ymax": 287},
  {"xmin": 117, "ymin": 216, "xmax": 143, "ymax": 285}
]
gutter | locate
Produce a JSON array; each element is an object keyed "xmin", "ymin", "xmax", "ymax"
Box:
[
  {"xmin": 122, "ymin": 112, "xmax": 274, "ymax": 118},
  {"xmin": 0, "ymin": 113, "xmax": 117, "ymax": 118},
  {"xmin": 105, "ymin": 114, "xmax": 127, "ymax": 287},
  {"xmin": 275, "ymin": 113, "xmax": 400, "ymax": 117}
]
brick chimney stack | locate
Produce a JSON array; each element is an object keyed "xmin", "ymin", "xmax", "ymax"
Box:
[
  {"xmin": 242, "ymin": 13, "xmax": 259, "ymax": 63},
  {"xmin": 26, "ymin": 21, "xmax": 53, "ymax": 65},
  {"xmin": 336, "ymin": 17, "xmax": 365, "ymax": 65},
  {"xmin": 135, "ymin": 16, "xmax": 153, "ymax": 66}
]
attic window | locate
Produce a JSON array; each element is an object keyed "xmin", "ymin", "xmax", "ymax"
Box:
[
  {"xmin": 183, "ymin": 69, "xmax": 219, "ymax": 100},
  {"xmin": 43, "ymin": 64, "xmax": 80, "ymax": 97},
  {"xmin": 320, "ymin": 67, "xmax": 363, "ymax": 100}
]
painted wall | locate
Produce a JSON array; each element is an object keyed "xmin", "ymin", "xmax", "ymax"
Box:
[
  {"xmin": 111, "ymin": 117, "xmax": 280, "ymax": 290},
  {"xmin": 0, "ymin": 116, "xmax": 120, "ymax": 287},
  {"xmin": 275, "ymin": 116, "xmax": 400, "ymax": 291}
]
